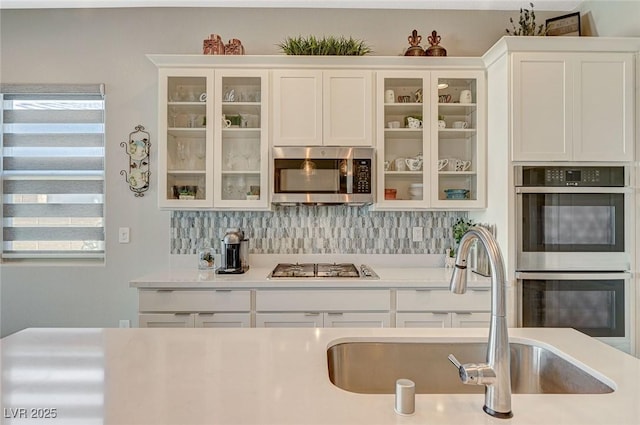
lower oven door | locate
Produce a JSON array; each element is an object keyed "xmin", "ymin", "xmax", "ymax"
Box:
[{"xmin": 516, "ymin": 272, "xmax": 631, "ymax": 351}]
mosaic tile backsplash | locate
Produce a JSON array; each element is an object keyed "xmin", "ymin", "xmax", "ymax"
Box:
[{"xmin": 171, "ymin": 207, "xmax": 466, "ymax": 255}]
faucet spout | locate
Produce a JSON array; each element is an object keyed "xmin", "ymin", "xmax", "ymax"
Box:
[{"xmin": 448, "ymin": 226, "xmax": 512, "ymax": 418}]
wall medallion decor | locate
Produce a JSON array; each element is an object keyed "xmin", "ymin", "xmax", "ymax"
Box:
[{"xmin": 120, "ymin": 124, "xmax": 150, "ymax": 197}]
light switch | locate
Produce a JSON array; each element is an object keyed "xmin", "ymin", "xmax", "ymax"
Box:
[
  {"xmin": 118, "ymin": 227, "xmax": 130, "ymax": 244},
  {"xmin": 412, "ymin": 227, "xmax": 423, "ymax": 242}
]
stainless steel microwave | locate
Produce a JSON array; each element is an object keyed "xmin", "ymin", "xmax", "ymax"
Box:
[{"xmin": 272, "ymin": 146, "xmax": 374, "ymax": 205}]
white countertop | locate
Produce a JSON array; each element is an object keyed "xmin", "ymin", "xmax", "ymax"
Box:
[
  {"xmin": 131, "ymin": 254, "xmax": 491, "ymax": 289},
  {"xmin": 1, "ymin": 327, "xmax": 638, "ymax": 425}
]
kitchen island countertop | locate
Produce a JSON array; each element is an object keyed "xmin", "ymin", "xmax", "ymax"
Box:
[{"xmin": 1, "ymin": 327, "xmax": 638, "ymax": 424}]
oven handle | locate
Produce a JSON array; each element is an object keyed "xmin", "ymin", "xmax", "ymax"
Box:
[
  {"xmin": 516, "ymin": 271, "xmax": 631, "ymax": 280},
  {"xmin": 515, "ymin": 186, "xmax": 631, "ymax": 194}
]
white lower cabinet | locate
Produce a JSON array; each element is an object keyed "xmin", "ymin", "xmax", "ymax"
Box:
[
  {"xmin": 256, "ymin": 311, "xmax": 390, "ymax": 328},
  {"xmin": 137, "ymin": 289, "xmax": 251, "ymax": 328},
  {"xmin": 395, "ymin": 289, "xmax": 490, "ymax": 328},
  {"xmin": 255, "ymin": 289, "xmax": 390, "ymax": 328},
  {"xmin": 139, "ymin": 313, "xmax": 195, "ymax": 328},
  {"xmin": 396, "ymin": 312, "xmax": 491, "ymax": 328}
]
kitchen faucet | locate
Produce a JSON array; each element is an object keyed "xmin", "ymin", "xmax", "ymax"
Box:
[{"xmin": 447, "ymin": 226, "xmax": 513, "ymax": 418}]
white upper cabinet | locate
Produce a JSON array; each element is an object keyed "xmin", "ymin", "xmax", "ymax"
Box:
[
  {"xmin": 375, "ymin": 69, "xmax": 486, "ymax": 210},
  {"xmin": 272, "ymin": 69, "xmax": 373, "ymax": 146},
  {"xmin": 213, "ymin": 69, "xmax": 269, "ymax": 210},
  {"xmin": 157, "ymin": 68, "xmax": 214, "ymax": 209},
  {"xmin": 512, "ymin": 52, "xmax": 634, "ymax": 162}
]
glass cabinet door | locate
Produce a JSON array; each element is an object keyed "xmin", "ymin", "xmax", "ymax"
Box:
[
  {"xmin": 213, "ymin": 69, "xmax": 269, "ymax": 209},
  {"xmin": 430, "ymin": 70, "xmax": 486, "ymax": 208},
  {"xmin": 375, "ymin": 72, "xmax": 431, "ymax": 208},
  {"xmin": 158, "ymin": 69, "xmax": 214, "ymax": 208}
]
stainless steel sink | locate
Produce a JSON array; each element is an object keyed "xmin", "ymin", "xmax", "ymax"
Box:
[{"xmin": 327, "ymin": 341, "xmax": 613, "ymax": 394}]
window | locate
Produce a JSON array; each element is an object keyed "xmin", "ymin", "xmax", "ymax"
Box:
[{"xmin": 1, "ymin": 84, "xmax": 105, "ymax": 262}]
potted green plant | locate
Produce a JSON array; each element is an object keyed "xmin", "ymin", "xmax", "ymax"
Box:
[
  {"xmin": 277, "ymin": 35, "xmax": 372, "ymax": 56},
  {"xmin": 448, "ymin": 218, "xmax": 474, "ymax": 258},
  {"xmin": 505, "ymin": 2, "xmax": 547, "ymax": 36}
]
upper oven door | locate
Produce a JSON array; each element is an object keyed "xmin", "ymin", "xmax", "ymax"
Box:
[{"xmin": 516, "ymin": 186, "xmax": 630, "ymax": 271}]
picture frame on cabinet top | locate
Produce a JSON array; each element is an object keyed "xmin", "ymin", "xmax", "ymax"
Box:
[{"xmin": 546, "ymin": 12, "xmax": 581, "ymax": 37}]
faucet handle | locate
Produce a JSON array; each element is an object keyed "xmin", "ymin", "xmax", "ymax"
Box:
[
  {"xmin": 447, "ymin": 354, "xmax": 462, "ymax": 369},
  {"xmin": 448, "ymin": 354, "xmax": 496, "ymax": 386}
]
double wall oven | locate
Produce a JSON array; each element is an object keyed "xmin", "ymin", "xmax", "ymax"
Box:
[{"xmin": 514, "ymin": 165, "xmax": 633, "ymax": 352}]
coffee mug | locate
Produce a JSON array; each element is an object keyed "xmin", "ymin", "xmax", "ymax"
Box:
[
  {"xmin": 459, "ymin": 89, "xmax": 472, "ymax": 104},
  {"xmin": 439, "ymin": 94, "xmax": 451, "ymax": 103},
  {"xmin": 452, "ymin": 121, "xmax": 469, "ymax": 129},
  {"xmin": 398, "ymin": 95, "xmax": 411, "ymax": 103},
  {"xmin": 222, "ymin": 114, "xmax": 232, "ymax": 128},
  {"xmin": 406, "ymin": 117, "xmax": 422, "ymax": 128},
  {"xmin": 438, "ymin": 120, "xmax": 446, "ymax": 129},
  {"xmin": 383, "ymin": 160, "xmax": 391, "ymax": 171},
  {"xmin": 387, "ymin": 121, "xmax": 401, "ymax": 129},
  {"xmin": 384, "ymin": 89, "xmax": 395, "ymax": 103},
  {"xmin": 455, "ymin": 159, "xmax": 472, "ymax": 171},
  {"xmin": 437, "ymin": 159, "xmax": 449, "ymax": 171},
  {"xmin": 395, "ymin": 157, "xmax": 407, "ymax": 172},
  {"xmin": 405, "ymin": 157, "xmax": 423, "ymax": 171}
]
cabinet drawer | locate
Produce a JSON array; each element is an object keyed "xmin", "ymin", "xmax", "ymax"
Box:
[
  {"xmin": 396, "ymin": 288, "xmax": 490, "ymax": 311},
  {"xmin": 139, "ymin": 289, "xmax": 251, "ymax": 312},
  {"xmin": 255, "ymin": 290, "xmax": 389, "ymax": 312}
]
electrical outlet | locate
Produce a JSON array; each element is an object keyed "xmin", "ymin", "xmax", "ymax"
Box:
[
  {"xmin": 118, "ymin": 227, "xmax": 130, "ymax": 244},
  {"xmin": 412, "ymin": 226, "xmax": 423, "ymax": 242},
  {"xmin": 119, "ymin": 319, "xmax": 130, "ymax": 328}
]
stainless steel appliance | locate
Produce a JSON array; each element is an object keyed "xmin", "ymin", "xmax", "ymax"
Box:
[
  {"xmin": 517, "ymin": 272, "xmax": 630, "ymax": 339},
  {"xmin": 515, "ymin": 165, "xmax": 630, "ymax": 271},
  {"xmin": 514, "ymin": 165, "xmax": 633, "ymax": 352},
  {"xmin": 217, "ymin": 228, "xmax": 249, "ymax": 274},
  {"xmin": 268, "ymin": 263, "xmax": 379, "ymax": 280},
  {"xmin": 272, "ymin": 147, "xmax": 374, "ymax": 205}
]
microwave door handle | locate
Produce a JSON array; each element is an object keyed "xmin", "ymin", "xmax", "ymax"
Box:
[
  {"xmin": 515, "ymin": 187, "xmax": 630, "ymax": 194},
  {"xmin": 346, "ymin": 159, "xmax": 353, "ymax": 194},
  {"xmin": 516, "ymin": 272, "xmax": 632, "ymax": 280}
]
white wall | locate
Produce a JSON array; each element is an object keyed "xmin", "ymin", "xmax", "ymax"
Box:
[
  {"xmin": 0, "ymin": 5, "xmax": 636, "ymax": 337},
  {"xmin": 579, "ymin": 1, "xmax": 640, "ymax": 37}
]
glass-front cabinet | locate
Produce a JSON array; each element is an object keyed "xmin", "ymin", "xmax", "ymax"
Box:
[
  {"xmin": 430, "ymin": 70, "xmax": 485, "ymax": 208},
  {"xmin": 213, "ymin": 69, "xmax": 269, "ymax": 209},
  {"xmin": 157, "ymin": 67, "xmax": 269, "ymax": 210},
  {"xmin": 158, "ymin": 68, "xmax": 214, "ymax": 208},
  {"xmin": 376, "ymin": 71, "xmax": 431, "ymax": 208}
]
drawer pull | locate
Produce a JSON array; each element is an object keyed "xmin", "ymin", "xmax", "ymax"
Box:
[
  {"xmin": 431, "ymin": 312, "xmax": 449, "ymax": 315},
  {"xmin": 215, "ymin": 289, "xmax": 232, "ymax": 293},
  {"xmin": 198, "ymin": 313, "xmax": 215, "ymax": 316},
  {"xmin": 304, "ymin": 312, "xmax": 320, "ymax": 316},
  {"xmin": 415, "ymin": 289, "xmax": 432, "ymax": 292},
  {"xmin": 156, "ymin": 289, "xmax": 174, "ymax": 293},
  {"xmin": 327, "ymin": 312, "xmax": 344, "ymax": 316},
  {"xmin": 471, "ymin": 288, "xmax": 490, "ymax": 292},
  {"xmin": 453, "ymin": 312, "xmax": 473, "ymax": 315},
  {"xmin": 174, "ymin": 313, "xmax": 191, "ymax": 316}
]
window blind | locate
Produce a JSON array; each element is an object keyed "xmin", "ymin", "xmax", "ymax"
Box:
[{"xmin": 1, "ymin": 84, "xmax": 105, "ymax": 261}]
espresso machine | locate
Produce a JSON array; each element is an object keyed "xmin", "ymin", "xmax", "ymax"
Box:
[{"xmin": 217, "ymin": 228, "xmax": 249, "ymax": 274}]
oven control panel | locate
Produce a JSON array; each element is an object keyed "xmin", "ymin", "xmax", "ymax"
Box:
[{"xmin": 518, "ymin": 166, "xmax": 626, "ymax": 187}]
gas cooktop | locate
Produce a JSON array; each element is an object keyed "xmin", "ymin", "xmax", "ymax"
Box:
[{"xmin": 268, "ymin": 263, "xmax": 379, "ymax": 279}]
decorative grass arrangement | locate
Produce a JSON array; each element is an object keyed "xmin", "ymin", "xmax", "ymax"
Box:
[
  {"xmin": 278, "ymin": 35, "xmax": 372, "ymax": 56},
  {"xmin": 506, "ymin": 2, "xmax": 547, "ymax": 36}
]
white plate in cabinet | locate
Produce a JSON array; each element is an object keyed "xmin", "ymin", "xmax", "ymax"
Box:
[
  {"xmin": 255, "ymin": 290, "xmax": 389, "ymax": 312},
  {"xmin": 138, "ymin": 289, "xmax": 251, "ymax": 312},
  {"xmin": 396, "ymin": 288, "xmax": 490, "ymax": 311}
]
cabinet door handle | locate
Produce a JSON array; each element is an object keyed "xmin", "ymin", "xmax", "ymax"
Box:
[
  {"xmin": 327, "ymin": 312, "xmax": 344, "ymax": 316},
  {"xmin": 304, "ymin": 312, "xmax": 320, "ymax": 316}
]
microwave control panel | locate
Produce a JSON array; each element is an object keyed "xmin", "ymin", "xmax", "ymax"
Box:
[{"xmin": 354, "ymin": 159, "xmax": 372, "ymax": 193}]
